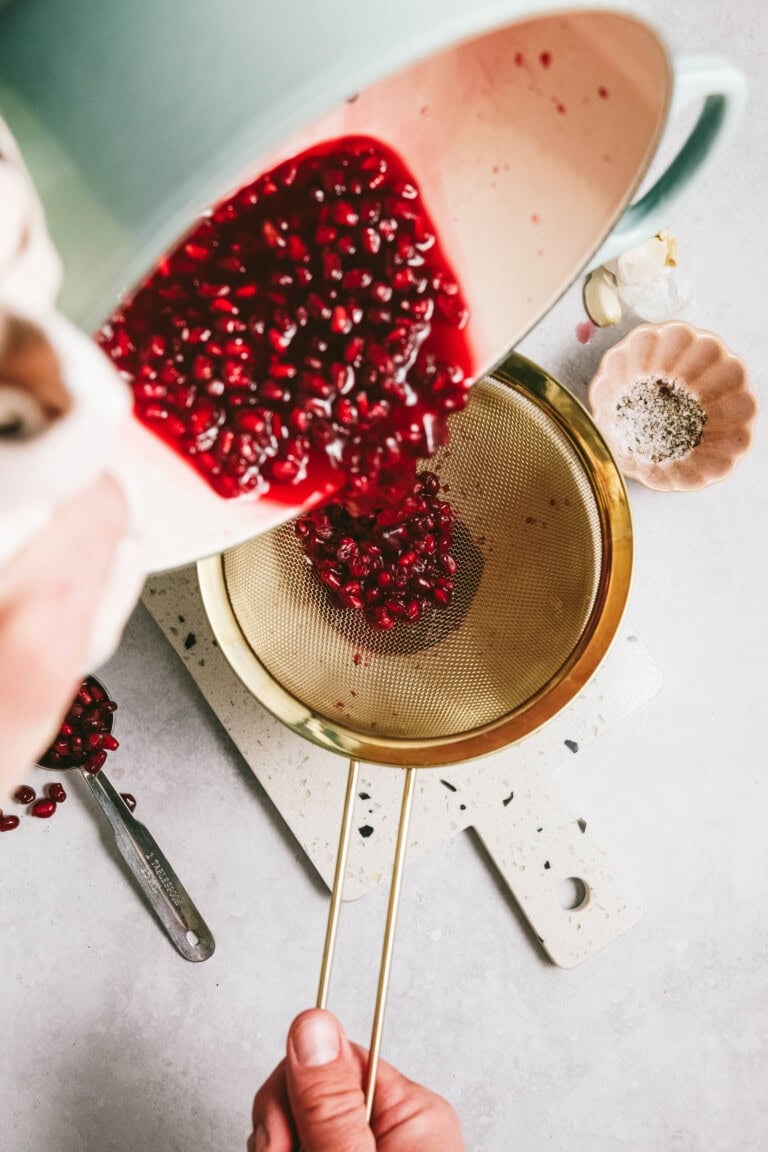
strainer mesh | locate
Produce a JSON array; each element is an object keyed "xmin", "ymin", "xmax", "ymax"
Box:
[{"xmin": 223, "ymin": 375, "xmax": 602, "ymax": 740}]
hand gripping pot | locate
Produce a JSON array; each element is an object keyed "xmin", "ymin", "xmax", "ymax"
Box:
[{"xmin": 0, "ymin": 0, "xmax": 745, "ymax": 573}]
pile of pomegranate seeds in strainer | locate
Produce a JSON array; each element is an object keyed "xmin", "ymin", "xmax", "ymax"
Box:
[
  {"xmin": 97, "ymin": 136, "xmax": 472, "ymax": 509},
  {"xmin": 296, "ymin": 470, "xmax": 456, "ymax": 630}
]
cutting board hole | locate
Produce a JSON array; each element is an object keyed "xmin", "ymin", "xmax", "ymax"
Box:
[{"xmin": 556, "ymin": 877, "xmax": 588, "ymax": 910}]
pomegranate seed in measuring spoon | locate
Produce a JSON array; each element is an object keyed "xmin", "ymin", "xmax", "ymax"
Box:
[
  {"xmin": 25, "ymin": 680, "xmax": 143, "ymax": 842},
  {"xmin": 39, "ymin": 675, "xmax": 118, "ymax": 774},
  {"xmin": 83, "ymin": 750, "xmax": 108, "ymax": 775}
]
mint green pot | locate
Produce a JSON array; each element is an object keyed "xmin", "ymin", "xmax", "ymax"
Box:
[{"xmin": 0, "ymin": 0, "xmax": 745, "ymax": 336}]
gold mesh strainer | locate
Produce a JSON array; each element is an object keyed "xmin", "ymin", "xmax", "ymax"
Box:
[{"xmin": 198, "ymin": 351, "xmax": 631, "ymax": 1115}]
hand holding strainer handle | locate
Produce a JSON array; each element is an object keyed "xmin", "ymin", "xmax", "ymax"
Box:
[{"xmin": 198, "ymin": 358, "xmax": 637, "ymax": 1120}]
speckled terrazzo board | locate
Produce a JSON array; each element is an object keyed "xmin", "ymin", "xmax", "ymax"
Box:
[{"xmin": 143, "ymin": 568, "xmax": 661, "ymax": 967}]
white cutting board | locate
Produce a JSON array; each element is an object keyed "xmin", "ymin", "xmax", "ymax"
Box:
[{"xmin": 143, "ymin": 567, "xmax": 661, "ymax": 967}]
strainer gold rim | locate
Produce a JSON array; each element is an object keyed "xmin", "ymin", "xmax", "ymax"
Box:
[{"xmin": 198, "ymin": 351, "xmax": 632, "ymax": 767}]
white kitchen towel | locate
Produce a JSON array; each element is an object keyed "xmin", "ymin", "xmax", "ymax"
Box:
[{"xmin": 0, "ymin": 112, "xmax": 144, "ymax": 668}]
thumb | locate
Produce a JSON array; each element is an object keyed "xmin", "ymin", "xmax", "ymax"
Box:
[{"xmin": 285, "ymin": 1010, "xmax": 375, "ymax": 1152}]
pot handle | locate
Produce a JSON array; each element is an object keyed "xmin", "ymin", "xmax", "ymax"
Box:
[{"xmin": 588, "ymin": 54, "xmax": 746, "ymax": 269}]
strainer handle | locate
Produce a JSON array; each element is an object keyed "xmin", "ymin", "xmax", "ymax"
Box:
[
  {"xmin": 316, "ymin": 759, "xmax": 416, "ymax": 1123},
  {"xmin": 317, "ymin": 758, "xmax": 361, "ymax": 1011}
]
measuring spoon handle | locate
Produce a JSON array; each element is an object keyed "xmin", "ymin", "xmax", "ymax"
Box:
[{"xmin": 81, "ymin": 769, "xmax": 215, "ymax": 962}]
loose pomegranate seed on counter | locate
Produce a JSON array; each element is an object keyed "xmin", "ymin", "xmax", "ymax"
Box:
[
  {"xmin": 98, "ymin": 136, "xmax": 472, "ymax": 509},
  {"xmin": 14, "ymin": 785, "xmax": 36, "ymax": 805},
  {"xmin": 0, "ymin": 814, "xmax": 21, "ymax": 832},
  {"xmin": 31, "ymin": 799, "xmax": 56, "ymax": 819},
  {"xmin": 120, "ymin": 793, "xmax": 137, "ymax": 813},
  {"xmin": 39, "ymin": 676, "xmax": 118, "ymax": 775},
  {"xmin": 48, "ymin": 783, "xmax": 67, "ymax": 804},
  {"xmin": 296, "ymin": 470, "xmax": 456, "ymax": 630}
]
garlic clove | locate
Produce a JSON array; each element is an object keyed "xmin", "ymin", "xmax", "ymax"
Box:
[
  {"xmin": 616, "ymin": 236, "xmax": 668, "ymax": 286},
  {"xmin": 584, "ymin": 267, "xmax": 622, "ymax": 326}
]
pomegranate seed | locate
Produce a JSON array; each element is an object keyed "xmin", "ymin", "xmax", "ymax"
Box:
[
  {"xmin": 371, "ymin": 607, "xmax": 395, "ymax": 630},
  {"xmin": 48, "ymin": 783, "xmax": 67, "ymax": 803},
  {"xmin": 331, "ymin": 306, "xmax": 353, "ymax": 335},
  {"xmin": 14, "ymin": 785, "xmax": 36, "ymax": 804},
  {"xmin": 361, "ymin": 227, "xmax": 381, "ymax": 254},
  {"xmin": 436, "ymin": 293, "xmax": 469, "ymax": 329},
  {"xmin": 0, "ymin": 815, "xmax": 20, "ymax": 832},
  {"xmin": 120, "ymin": 793, "xmax": 137, "ymax": 813},
  {"xmin": 192, "ymin": 355, "xmax": 213, "ymax": 381},
  {"xmin": 211, "ymin": 297, "xmax": 238, "ymax": 314},
  {"xmin": 185, "ymin": 242, "xmax": 210, "ymax": 261},
  {"xmin": 261, "ymin": 220, "xmax": 285, "ymax": 248},
  {"xmin": 84, "ymin": 750, "xmax": 108, "ymax": 775},
  {"xmin": 31, "ymin": 799, "xmax": 56, "ymax": 819}
]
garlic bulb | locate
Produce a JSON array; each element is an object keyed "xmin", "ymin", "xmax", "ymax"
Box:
[
  {"xmin": 584, "ymin": 228, "xmax": 684, "ymax": 326},
  {"xmin": 616, "ymin": 236, "xmax": 668, "ymax": 286},
  {"xmin": 615, "ymin": 267, "xmax": 692, "ymax": 323}
]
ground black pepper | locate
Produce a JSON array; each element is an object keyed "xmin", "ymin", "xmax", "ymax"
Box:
[{"xmin": 614, "ymin": 376, "xmax": 707, "ymax": 463}]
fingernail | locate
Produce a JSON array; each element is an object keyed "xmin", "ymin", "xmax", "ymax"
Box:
[
  {"xmin": 292, "ymin": 1013, "xmax": 341, "ymax": 1067},
  {"xmin": 254, "ymin": 1123, "xmax": 269, "ymax": 1152}
]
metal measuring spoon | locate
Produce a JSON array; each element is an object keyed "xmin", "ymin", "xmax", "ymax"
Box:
[{"xmin": 38, "ymin": 676, "xmax": 214, "ymax": 963}]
